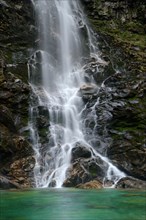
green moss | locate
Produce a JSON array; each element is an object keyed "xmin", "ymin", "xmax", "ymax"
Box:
[
  {"xmin": 124, "ymin": 22, "xmax": 145, "ymax": 34},
  {"xmin": 38, "ymin": 128, "xmax": 48, "ymax": 137},
  {"xmin": 89, "ymin": 15, "xmax": 146, "ymax": 73},
  {"xmin": 114, "ymin": 125, "xmax": 144, "ymax": 132},
  {"xmin": 90, "ymin": 18, "xmax": 146, "ymax": 48},
  {"xmin": 89, "ymin": 166, "xmax": 98, "ymax": 177},
  {"xmin": 21, "ymin": 116, "xmax": 28, "ymax": 128}
]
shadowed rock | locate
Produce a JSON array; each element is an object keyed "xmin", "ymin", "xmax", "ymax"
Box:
[
  {"xmin": 71, "ymin": 142, "xmax": 92, "ymax": 162},
  {"xmin": 0, "ymin": 175, "xmax": 21, "ymax": 189},
  {"xmin": 0, "ymin": 105, "xmax": 17, "ymax": 132},
  {"xmin": 116, "ymin": 176, "xmax": 146, "ymax": 189}
]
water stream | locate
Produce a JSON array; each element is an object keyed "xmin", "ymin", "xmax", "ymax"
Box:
[{"xmin": 28, "ymin": 0, "xmax": 125, "ymax": 188}]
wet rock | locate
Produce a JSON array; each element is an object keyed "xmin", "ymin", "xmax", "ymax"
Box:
[
  {"xmin": 55, "ymin": 0, "xmax": 144, "ymax": 188},
  {"xmin": 63, "ymin": 162, "xmax": 91, "ymax": 187},
  {"xmin": 9, "ymin": 156, "xmax": 35, "ymax": 187},
  {"xmin": 104, "ymin": 73, "xmax": 146, "ymax": 180},
  {"xmin": 0, "ymin": 0, "xmax": 9, "ymax": 7},
  {"xmin": 84, "ymin": 59, "xmax": 109, "ymax": 72},
  {"xmin": 71, "ymin": 142, "xmax": 92, "ymax": 162},
  {"xmin": 80, "ymin": 83, "xmax": 98, "ymax": 95},
  {"xmin": 6, "ymin": 63, "xmax": 29, "ymax": 83},
  {"xmin": 0, "ymin": 71, "xmax": 30, "ymax": 129},
  {"xmin": 0, "ymin": 124, "xmax": 13, "ymax": 154},
  {"xmin": 0, "ymin": 105, "xmax": 17, "ymax": 132},
  {"xmin": 0, "ymin": 175, "xmax": 21, "ymax": 189},
  {"xmin": 79, "ymin": 83, "xmax": 98, "ymax": 101},
  {"xmin": 37, "ymin": 106, "xmax": 50, "ymax": 129},
  {"xmin": 0, "ymin": 110, "xmax": 32, "ymax": 156},
  {"xmin": 0, "ymin": 0, "xmax": 35, "ymax": 62},
  {"xmin": 0, "ymin": 0, "xmax": 35, "ymax": 188},
  {"xmin": 76, "ymin": 180, "xmax": 103, "ymax": 189},
  {"xmin": 0, "ymin": 124, "xmax": 34, "ymax": 186},
  {"xmin": 0, "ymin": 59, "xmax": 5, "ymax": 83},
  {"xmin": 82, "ymin": 64, "xmax": 146, "ymax": 184},
  {"xmin": 63, "ymin": 157, "xmax": 107, "ymax": 187},
  {"xmin": 108, "ymin": 143, "xmax": 146, "ymax": 181},
  {"xmin": 116, "ymin": 176, "xmax": 146, "ymax": 189}
]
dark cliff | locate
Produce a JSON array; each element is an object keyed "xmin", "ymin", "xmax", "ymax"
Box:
[{"xmin": 0, "ymin": 0, "xmax": 35, "ymax": 188}]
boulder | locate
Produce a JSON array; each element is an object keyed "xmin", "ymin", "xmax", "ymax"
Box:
[
  {"xmin": 116, "ymin": 176, "xmax": 146, "ymax": 189},
  {"xmin": 71, "ymin": 142, "xmax": 92, "ymax": 162},
  {"xmin": 63, "ymin": 161, "xmax": 91, "ymax": 187},
  {"xmin": 79, "ymin": 83, "xmax": 98, "ymax": 101},
  {"xmin": 80, "ymin": 83, "xmax": 98, "ymax": 96},
  {"xmin": 76, "ymin": 180, "xmax": 103, "ymax": 189},
  {"xmin": 63, "ymin": 157, "xmax": 106, "ymax": 187}
]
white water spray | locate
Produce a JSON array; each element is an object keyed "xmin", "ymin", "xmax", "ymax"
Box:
[{"xmin": 29, "ymin": 0, "xmax": 125, "ymax": 188}]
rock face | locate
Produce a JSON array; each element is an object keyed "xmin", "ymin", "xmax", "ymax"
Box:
[
  {"xmin": 80, "ymin": 0, "xmax": 146, "ymax": 186},
  {"xmin": 91, "ymin": 71, "xmax": 146, "ymax": 181},
  {"xmin": 0, "ymin": 0, "xmax": 35, "ymax": 188},
  {"xmin": 0, "ymin": 69, "xmax": 35, "ymax": 187},
  {"xmin": 81, "ymin": 0, "xmax": 146, "ymax": 72}
]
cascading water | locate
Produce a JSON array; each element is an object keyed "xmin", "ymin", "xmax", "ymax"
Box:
[{"xmin": 28, "ymin": 0, "xmax": 125, "ymax": 188}]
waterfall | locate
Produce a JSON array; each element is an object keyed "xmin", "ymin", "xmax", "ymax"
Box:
[{"xmin": 28, "ymin": 0, "xmax": 125, "ymax": 188}]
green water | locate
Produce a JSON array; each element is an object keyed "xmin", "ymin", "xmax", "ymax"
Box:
[{"xmin": 0, "ymin": 188, "xmax": 146, "ymax": 220}]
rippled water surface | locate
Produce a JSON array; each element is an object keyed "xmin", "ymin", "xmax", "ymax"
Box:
[{"xmin": 0, "ymin": 188, "xmax": 146, "ymax": 220}]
